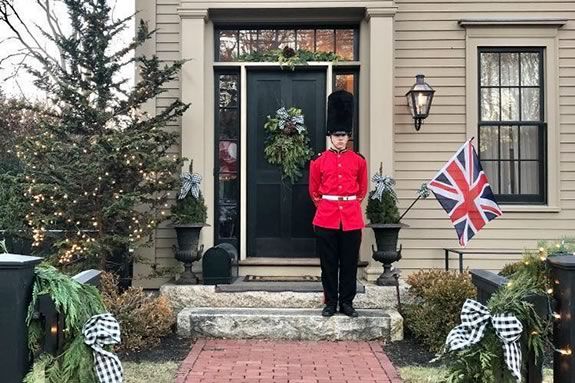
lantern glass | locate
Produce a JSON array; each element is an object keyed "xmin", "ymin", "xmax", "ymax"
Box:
[{"xmin": 406, "ymin": 74, "xmax": 435, "ymax": 122}]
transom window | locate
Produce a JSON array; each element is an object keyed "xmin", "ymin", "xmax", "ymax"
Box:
[
  {"xmin": 478, "ymin": 47, "xmax": 546, "ymax": 204},
  {"xmin": 216, "ymin": 28, "xmax": 358, "ymax": 62}
]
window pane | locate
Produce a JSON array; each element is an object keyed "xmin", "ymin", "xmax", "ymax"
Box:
[
  {"xmin": 277, "ymin": 30, "xmax": 296, "ymax": 49},
  {"xmin": 296, "ymin": 29, "xmax": 315, "ymax": 51},
  {"xmin": 500, "ymin": 53, "xmax": 519, "ymax": 86},
  {"xmin": 219, "ymin": 109, "xmax": 239, "ymax": 140},
  {"xmin": 258, "ymin": 30, "xmax": 277, "ymax": 51},
  {"xmin": 239, "ymin": 30, "xmax": 258, "ymax": 55},
  {"xmin": 480, "ymin": 88, "xmax": 500, "ymax": 121},
  {"xmin": 500, "ymin": 126, "xmax": 519, "ymax": 160},
  {"xmin": 316, "ymin": 29, "xmax": 335, "ymax": 53},
  {"xmin": 218, "ymin": 30, "xmax": 238, "ymax": 61},
  {"xmin": 521, "ymin": 88, "xmax": 540, "ymax": 121},
  {"xmin": 479, "ymin": 126, "xmax": 498, "ymax": 160},
  {"xmin": 520, "ymin": 126, "xmax": 539, "ymax": 160},
  {"xmin": 481, "ymin": 161, "xmax": 499, "ymax": 194},
  {"xmin": 521, "ymin": 52, "xmax": 540, "ymax": 86},
  {"xmin": 500, "ymin": 160, "xmax": 519, "ymax": 194},
  {"xmin": 218, "ymin": 174, "xmax": 239, "ymax": 203},
  {"xmin": 336, "ymin": 29, "xmax": 354, "ymax": 60},
  {"xmin": 520, "ymin": 161, "xmax": 540, "ymax": 194},
  {"xmin": 219, "ymin": 75, "xmax": 239, "ymax": 108},
  {"xmin": 480, "ymin": 52, "xmax": 500, "ymax": 86},
  {"xmin": 501, "ymin": 88, "xmax": 519, "ymax": 121},
  {"xmin": 219, "ymin": 141, "xmax": 238, "ymax": 174},
  {"xmin": 335, "ymin": 74, "xmax": 355, "ymax": 94},
  {"xmin": 218, "ymin": 205, "xmax": 238, "ymax": 239}
]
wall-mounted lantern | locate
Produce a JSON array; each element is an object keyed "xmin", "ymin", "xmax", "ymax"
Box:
[{"xmin": 405, "ymin": 74, "xmax": 435, "ymax": 131}]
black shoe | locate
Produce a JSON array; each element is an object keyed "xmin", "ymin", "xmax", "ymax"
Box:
[
  {"xmin": 322, "ymin": 305, "xmax": 337, "ymax": 317},
  {"xmin": 339, "ymin": 303, "xmax": 359, "ymax": 318}
]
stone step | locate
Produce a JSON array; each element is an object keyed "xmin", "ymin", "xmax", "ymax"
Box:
[
  {"xmin": 177, "ymin": 307, "xmax": 403, "ymax": 341},
  {"xmin": 161, "ymin": 281, "xmax": 408, "ymax": 312}
]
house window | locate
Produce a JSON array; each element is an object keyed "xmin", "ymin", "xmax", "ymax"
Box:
[
  {"xmin": 214, "ymin": 71, "xmax": 240, "ymax": 247},
  {"xmin": 216, "ymin": 28, "xmax": 359, "ymax": 62},
  {"xmin": 478, "ymin": 48, "xmax": 545, "ymax": 204},
  {"xmin": 333, "ymin": 69, "xmax": 359, "ymax": 151}
]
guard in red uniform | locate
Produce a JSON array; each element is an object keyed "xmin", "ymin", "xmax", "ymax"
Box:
[{"xmin": 309, "ymin": 90, "xmax": 367, "ymax": 317}]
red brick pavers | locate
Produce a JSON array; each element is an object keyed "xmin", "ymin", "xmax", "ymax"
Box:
[{"xmin": 176, "ymin": 339, "xmax": 402, "ymax": 383}]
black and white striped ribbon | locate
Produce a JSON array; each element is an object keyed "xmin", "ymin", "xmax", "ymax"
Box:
[
  {"xmin": 445, "ymin": 299, "xmax": 523, "ymax": 382},
  {"xmin": 370, "ymin": 174, "xmax": 396, "ymax": 201},
  {"xmin": 178, "ymin": 172, "xmax": 202, "ymax": 200},
  {"xmin": 82, "ymin": 313, "xmax": 123, "ymax": 383}
]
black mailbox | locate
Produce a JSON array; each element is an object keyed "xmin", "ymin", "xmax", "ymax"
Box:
[{"xmin": 202, "ymin": 243, "xmax": 238, "ymax": 285}]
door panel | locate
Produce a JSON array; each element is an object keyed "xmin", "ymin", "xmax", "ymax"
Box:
[{"xmin": 247, "ymin": 69, "xmax": 326, "ymax": 257}]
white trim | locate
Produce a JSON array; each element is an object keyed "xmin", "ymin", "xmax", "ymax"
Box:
[
  {"xmin": 459, "ymin": 18, "xmax": 567, "ymax": 28},
  {"xmin": 237, "ymin": 62, "xmax": 333, "ymax": 260},
  {"xmin": 464, "ymin": 28, "xmax": 561, "ymax": 212}
]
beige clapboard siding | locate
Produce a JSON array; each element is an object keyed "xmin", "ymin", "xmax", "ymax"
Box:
[
  {"xmin": 142, "ymin": 0, "xmax": 575, "ymax": 286},
  {"xmin": 394, "ymin": 0, "xmax": 575, "ymax": 273}
]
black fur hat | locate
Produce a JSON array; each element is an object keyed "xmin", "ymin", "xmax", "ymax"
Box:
[{"xmin": 326, "ymin": 90, "xmax": 354, "ymax": 136}]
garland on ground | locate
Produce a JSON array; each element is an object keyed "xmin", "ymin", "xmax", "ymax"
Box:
[
  {"xmin": 238, "ymin": 46, "xmax": 341, "ymax": 70},
  {"xmin": 441, "ymin": 239, "xmax": 575, "ymax": 382},
  {"xmin": 264, "ymin": 106, "xmax": 313, "ymax": 183},
  {"xmin": 24, "ymin": 265, "xmax": 105, "ymax": 383}
]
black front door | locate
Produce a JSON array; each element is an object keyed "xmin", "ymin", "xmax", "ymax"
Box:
[{"xmin": 247, "ymin": 69, "xmax": 326, "ymax": 257}]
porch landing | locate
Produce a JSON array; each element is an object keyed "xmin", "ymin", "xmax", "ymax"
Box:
[
  {"xmin": 161, "ymin": 280, "xmax": 406, "ymax": 342},
  {"xmin": 175, "ymin": 339, "xmax": 402, "ymax": 383}
]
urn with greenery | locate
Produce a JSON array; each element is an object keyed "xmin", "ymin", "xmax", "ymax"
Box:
[
  {"xmin": 170, "ymin": 162, "xmax": 209, "ymax": 284},
  {"xmin": 366, "ymin": 163, "xmax": 430, "ymax": 285}
]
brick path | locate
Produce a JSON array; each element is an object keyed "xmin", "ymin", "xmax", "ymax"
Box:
[{"xmin": 175, "ymin": 339, "xmax": 402, "ymax": 383}]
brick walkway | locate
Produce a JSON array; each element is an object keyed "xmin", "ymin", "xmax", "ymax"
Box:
[{"xmin": 175, "ymin": 339, "xmax": 402, "ymax": 383}]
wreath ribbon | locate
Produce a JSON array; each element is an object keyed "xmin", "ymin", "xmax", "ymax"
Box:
[{"xmin": 445, "ymin": 299, "xmax": 523, "ymax": 382}]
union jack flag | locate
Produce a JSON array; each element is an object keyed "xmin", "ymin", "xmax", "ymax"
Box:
[{"xmin": 428, "ymin": 140, "xmax": 502, "ymax": 247}]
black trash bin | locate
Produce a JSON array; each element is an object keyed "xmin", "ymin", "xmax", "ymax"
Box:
[{"xmin": 202, "ymin": 243, "xmax": 238, "ymax": 285}]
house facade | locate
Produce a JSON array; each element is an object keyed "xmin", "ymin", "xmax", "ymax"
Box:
[{"xmin": 134, "ymin": 0, "xmax": 575, "ymax": 288}]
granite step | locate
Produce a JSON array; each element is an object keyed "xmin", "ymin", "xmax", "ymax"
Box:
[
  {"xmin": 177, "ymin": 307, "xmax": 403, "ymax": 341},
  {"xmin": 160, "ymin": 281, "xmax": 408, "ymax": 312}
]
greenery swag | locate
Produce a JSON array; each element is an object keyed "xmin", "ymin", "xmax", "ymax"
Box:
[
  {"xmin": 264, "ymin": 106, "xmax": 314, "ymax": 183},
  {"xmin": 25, "ymin": 265, "xmax": 106, "ymax": 383},
  {"xmin": 238, "ymin": 46, "xmax": 341, "ymax": 70},
  {"xmin": 440, "ymin": 239, "xmax": 574, "ymax": 382}
]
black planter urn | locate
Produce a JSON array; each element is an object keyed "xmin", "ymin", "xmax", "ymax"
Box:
[
  {"xmin": 367, "ymin": 223, "xmax": 408, "ymax": 286},
  {"xmin": 171, "ymin": 223, "xmax": 208, "ymax": 285}
]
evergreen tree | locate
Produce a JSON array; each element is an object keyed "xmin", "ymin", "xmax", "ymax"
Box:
[{"xmin": 2, "ymin": 0, "xmax": 189, "ymax": 276}]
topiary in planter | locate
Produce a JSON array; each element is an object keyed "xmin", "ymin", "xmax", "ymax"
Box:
[
  {"xmin": 366, "ymin": 189, "xmax": 400, "ymax": 225},
  {"xmin": 170, "ymin": 192, "xmax": 207, "ymax": 225}
]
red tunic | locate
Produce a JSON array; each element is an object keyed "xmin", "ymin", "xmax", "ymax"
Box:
[{"xmin": 309, "ymin": 148, "xmax": 368, "ymax": 231}]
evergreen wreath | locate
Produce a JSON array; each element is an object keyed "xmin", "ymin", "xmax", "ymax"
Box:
[
  {"xmin": 264, "ymin": 106, "xmax": 314, "ymax": 183},
  {"xmin": 239, "ymin": 46, "xmax": 341, "ymax": 70}
]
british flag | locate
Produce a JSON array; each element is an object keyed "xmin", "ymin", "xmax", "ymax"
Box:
[{"xmin": 428, "ymin": 140, "xmax": 502, "ymax": 247}]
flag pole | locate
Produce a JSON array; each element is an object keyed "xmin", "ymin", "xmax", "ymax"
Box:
[{"xmin": 399, "ymin": 194, "xmax": 422, "ymax": 221}]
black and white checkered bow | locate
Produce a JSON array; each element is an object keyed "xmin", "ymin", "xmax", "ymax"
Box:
[
  {"xmin": 370, "ymin": 174, "xmax": 396, "ymax": 201},
  {"xmin": 82, "ymin": 313, "xmax": 123, "ymax": 383},
  {"xmin": 445, "ymin": 299, "xmax": 523, "ymax": 382},
  {"xmin": 179, "ymin": 172, "xmax": 202, "ymax": 200}
]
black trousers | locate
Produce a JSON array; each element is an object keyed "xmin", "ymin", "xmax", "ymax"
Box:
[{"xmin": 314, "ymin": 225, "xmax": 362, "ymax": 307}]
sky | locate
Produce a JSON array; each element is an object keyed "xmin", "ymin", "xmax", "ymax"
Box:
[{"xmin": 0, "ymin": 0, "xmax": 135, "ymax": 99}]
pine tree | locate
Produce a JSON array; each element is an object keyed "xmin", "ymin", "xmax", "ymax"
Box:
[{"xmin": 4, "ymin": 0, "xmax": 190, "ymax": 278}]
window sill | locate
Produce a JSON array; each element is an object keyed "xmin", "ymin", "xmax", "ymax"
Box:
[{"xmin": 501, "ymin": 205, "xmax": 560, "ymax": 213}]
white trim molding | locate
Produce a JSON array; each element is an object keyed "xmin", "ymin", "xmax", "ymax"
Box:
[
  {"xmin": 459, "ymin": 18, "xmax": 567, "ymax": 28},
  {"xmin": 462, "ymin": 21, "xmax": 563, "ymax": 212}
]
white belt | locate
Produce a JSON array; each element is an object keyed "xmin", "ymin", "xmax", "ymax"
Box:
[{"xmin": 322, "ymin": 195, "xmax": 357, "ymax": 201}]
